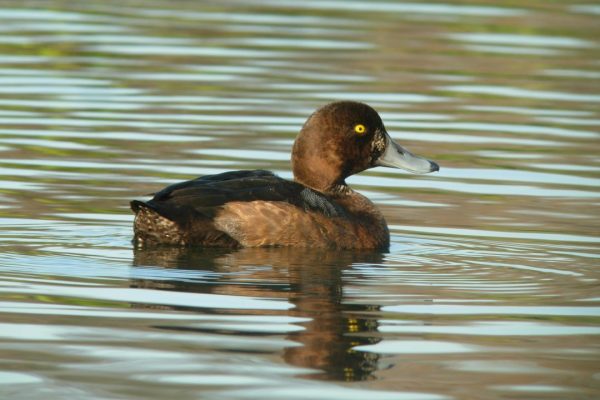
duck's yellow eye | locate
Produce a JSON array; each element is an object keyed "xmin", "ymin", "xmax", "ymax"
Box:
[{"xmin": 354, "ymin": 124, "xmax": 366, "ymax": 135}]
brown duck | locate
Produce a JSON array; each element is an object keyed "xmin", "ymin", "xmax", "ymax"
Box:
[{"xmin": 131, "ymin": 101, "xmax": 439, "ymax": 250}]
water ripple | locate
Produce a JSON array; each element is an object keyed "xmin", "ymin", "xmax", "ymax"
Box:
[{"xmin": 0, "ymin": 2, "xmax": 598, "ymax": 399}]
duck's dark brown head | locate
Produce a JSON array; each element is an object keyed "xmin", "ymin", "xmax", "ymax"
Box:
[{"xmin": 292, "ymin": 101, "xmax": 439, "ymax": 193}]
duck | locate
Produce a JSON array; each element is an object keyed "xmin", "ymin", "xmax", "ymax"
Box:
[{"xmin": 131, "ymin": 101, "xmax": 439, "ymax": 250}]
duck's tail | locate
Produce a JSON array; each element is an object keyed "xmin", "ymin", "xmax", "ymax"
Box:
[
  {"xmin": 130, "ymin": 200, "xmax": 184, "ymax": 245},
  {"xmin": 130, "ymin": 199, "xmax": 150, "ymax": 214}
]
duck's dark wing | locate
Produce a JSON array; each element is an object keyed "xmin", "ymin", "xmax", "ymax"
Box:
[
  {"xmin": 131, "ymin": 170, "xmax": 344, "ymax": 232},
  {"xmin": 148, "ymin": 170, "xmax": 344, "ymax": 217}
]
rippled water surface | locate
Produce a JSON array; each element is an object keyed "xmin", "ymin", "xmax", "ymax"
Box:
[{"xmin": 1, "ymin": 1, "xmax": 599, "ymax": 399}]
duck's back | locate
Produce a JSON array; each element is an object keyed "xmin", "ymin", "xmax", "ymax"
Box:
[{"xmin": 131, "ymin": 170, "xmax": 359, "ymax": 248}]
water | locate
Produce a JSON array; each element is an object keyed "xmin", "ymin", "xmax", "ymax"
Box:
[{"xmin": 0, "ymin": 1, "xmax": 599, "ymax": 399}]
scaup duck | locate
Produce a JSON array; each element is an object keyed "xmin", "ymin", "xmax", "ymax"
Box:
[{"xmin": 131, "ymin": 101, "xmax": 439, "ymax": 250}]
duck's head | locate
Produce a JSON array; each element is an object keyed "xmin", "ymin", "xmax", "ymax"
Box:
[{"xmin": 292, "ymin": 101, "xmax": 439, "ymax": 193}]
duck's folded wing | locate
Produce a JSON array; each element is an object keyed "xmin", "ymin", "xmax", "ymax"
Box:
[{"xmin": 132, "ymin": 170, "xmax": 345, "ymax": 222}]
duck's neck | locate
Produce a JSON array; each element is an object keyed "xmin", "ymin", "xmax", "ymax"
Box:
[
  {"xmin": 292, "ymin": 139, "xmax": 347, "ymax": 194},
  {"xmin": 327, "ymin": 183, "xmax": 352, "ymax": 196},
  {"xmin": 293, "ymin": 174, "xmax": 348, "ymax": 195}
]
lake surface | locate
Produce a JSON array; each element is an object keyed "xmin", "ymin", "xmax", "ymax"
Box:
[{"xmin": 0, "ymin": 1, "xmax": 599, "ymax": 399}]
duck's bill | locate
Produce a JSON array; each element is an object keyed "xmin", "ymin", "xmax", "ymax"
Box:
[{"xmin": 376, "ymin": 132, "xmax": 439, "ymax": 174}]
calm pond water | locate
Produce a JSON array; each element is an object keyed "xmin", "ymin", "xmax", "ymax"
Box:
[{"xmin": 1, "ymin": 1, "xmax": 599, "ymax": 399}]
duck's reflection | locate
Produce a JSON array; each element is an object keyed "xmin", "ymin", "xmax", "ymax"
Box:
[{"xmin": 132, "ymin": 246, "xmax": 383, "ymax": 381}]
